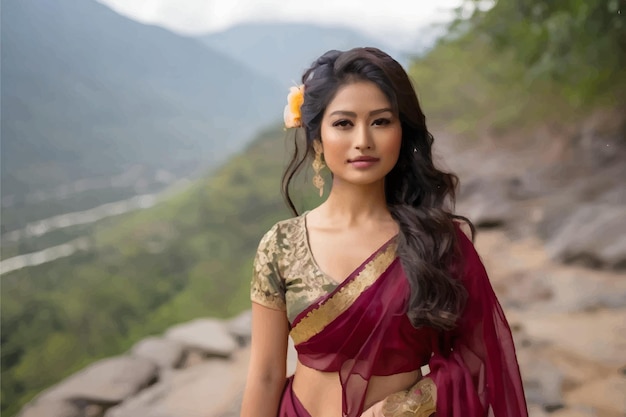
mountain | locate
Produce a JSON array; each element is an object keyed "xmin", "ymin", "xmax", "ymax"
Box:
[
  {"xmin": 0, "ymin": 0, "xmax": 284, "ymax": 203},
  {"xmin": 198, "ymin": 22, "xmax": 408, "ymax": 87}
]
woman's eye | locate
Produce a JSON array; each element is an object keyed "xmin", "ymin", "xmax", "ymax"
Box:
[
  {"xmin": 373, "ymin": 118, "xmax": 391, "ymax": 126},
  {"xmin": 332, "ymin": 120, "xmax": 353, "ymax": 127}
]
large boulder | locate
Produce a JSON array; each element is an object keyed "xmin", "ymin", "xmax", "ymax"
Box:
[
  {"xmin": 518, "ymin": 309, "xmax": 626, "ymax": 367},
  {"xmin": 456, "ymin": 177, "xmax": 520, "ymax": 228},
  {"xmin": 543, "ymin": 203, "xmax": 626, "ymax": 269},
  {"xmin": 226, "ymin": 310, "xmax": 252, "ymax": 346},
  {"xmin": 164, "ymin": 318, "xmax": 238, "ymax": 358},
  {"xmin": 519, "ymin": 354, "xmax": 565, "ymax": 412},
  {"xmin": 505, "ymin": 266, "xmax": 626, "ymax": 313},
  {"xmin": 131, "ymin": 336, "xmax": 186, "ymax": 369},
  {"xmin": 38, "ymin": 355, "xmax": 157, "ymax": 405},
  {"xmin": 106, "ymin": 347, "xmax": 251, "ymax": 417},
  {"xmin": 17, "ymin": 400, "xmax": 83, "ymax": 417}
]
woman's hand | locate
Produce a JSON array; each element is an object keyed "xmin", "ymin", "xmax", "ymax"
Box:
[{"xmin": 361, "ymin": 377, "xmax": 437, "ymax": 417}]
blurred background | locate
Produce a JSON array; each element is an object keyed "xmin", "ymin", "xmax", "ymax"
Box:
[{"xmin": 1, "ymin": 0, "xmax": 625, "ymax": 416}]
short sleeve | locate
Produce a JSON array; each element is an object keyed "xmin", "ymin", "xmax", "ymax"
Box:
[
  {"xmin": 427, "ymin": 227, "xmax": 528, "ymax": 417},
  {"xmin": 250, "ymin": 225, "xmax": 286, "ymax": 311}
]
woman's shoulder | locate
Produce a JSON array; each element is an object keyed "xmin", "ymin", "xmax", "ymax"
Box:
[{"xmin": 257, "ymin": 212, "xmax": 307, "ymax": 248}]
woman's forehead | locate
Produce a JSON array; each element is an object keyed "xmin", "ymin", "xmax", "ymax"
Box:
[{"xmin": 325, "ymin": 81, "xmax": 392, "ymax": 115}]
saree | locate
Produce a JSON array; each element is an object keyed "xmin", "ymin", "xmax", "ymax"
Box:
[{"xmin": 251, "ymin": 216, "xmax": 528, "ymax": 417}]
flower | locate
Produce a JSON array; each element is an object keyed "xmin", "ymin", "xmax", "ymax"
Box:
[{"xmin": 283, "ymin": 85, "xmax": 304, "ymax": 128}]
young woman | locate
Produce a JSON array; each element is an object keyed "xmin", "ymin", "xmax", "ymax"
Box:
[{"xmin": 241, "ymin": 47, "xmax": 528, "ymax": 417}]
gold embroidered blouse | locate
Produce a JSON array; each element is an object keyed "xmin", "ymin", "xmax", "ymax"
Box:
[{"xmin": 250, "ymin": 213, "xmax": 340, "ymax": 324}]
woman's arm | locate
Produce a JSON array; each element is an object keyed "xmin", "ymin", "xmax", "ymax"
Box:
[{"xmin": 240, "ymin": 302, "xmax": 290, "ymax": 417}]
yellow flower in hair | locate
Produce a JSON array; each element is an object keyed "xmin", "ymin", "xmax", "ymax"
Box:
[{"xmin": 284, "ymin": 85, "xmax": 304, "ymax": 128}]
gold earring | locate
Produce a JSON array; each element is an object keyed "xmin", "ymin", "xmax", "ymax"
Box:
[{"xmin": 312, "ymin": 140, "xmax": 325, "ymax": 197}]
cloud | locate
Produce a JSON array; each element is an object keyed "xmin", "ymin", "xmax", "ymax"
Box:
[{"xmin": 98, "ymin": 0, "xmax": 462, "ymax": 39}]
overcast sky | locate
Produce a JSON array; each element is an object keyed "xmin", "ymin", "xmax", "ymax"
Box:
[{"xmin": 98, "ymin": 0, "xmax": 463, "ymax": 43}]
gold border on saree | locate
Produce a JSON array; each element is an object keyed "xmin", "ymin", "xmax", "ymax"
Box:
[{"xmin": 290, "ymin": 243, "xmax": 397, "ymax": 344}]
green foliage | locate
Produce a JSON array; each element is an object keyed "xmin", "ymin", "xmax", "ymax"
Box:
[
  {"xmin": 410, "ymin": 0, "xmax": 625, "ymax": 136},
  {"xmin": 455, "ymin": 0, "xmax": 626, "ymax": 102},
  {"xmin": 0, "ymin": 125, "xmax": 324, "ymax": 416}
]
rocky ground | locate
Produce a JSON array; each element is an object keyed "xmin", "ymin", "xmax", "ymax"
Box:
[
  {"xmin": 17, "ymin": 227, "xmax": 625, "ymax": 417},
  {"xmin": 18, "ymin": 228, "xmax": 625, "ymax": 417},
  {"xmin": 17, "ymin": 110, "xmax": 626, "ymax": 416}
]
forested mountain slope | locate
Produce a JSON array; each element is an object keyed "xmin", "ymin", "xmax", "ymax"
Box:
[
  {"xmin": 1, "ymin": 0, "xmax": 283, "ymax": 202},
  {"xmin": 1, "ymin": 125, "xmax": 311, "ymax": 415}
]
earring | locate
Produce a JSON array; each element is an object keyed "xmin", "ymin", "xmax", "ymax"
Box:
[{"xmin": 312, "ymin": 140, "xmax": 325, "ymax": 197}]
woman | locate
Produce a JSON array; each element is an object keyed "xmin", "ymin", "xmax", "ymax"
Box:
[{"xmin": 241, "ymin": 47, "xmax": 528, "ymax": 417}]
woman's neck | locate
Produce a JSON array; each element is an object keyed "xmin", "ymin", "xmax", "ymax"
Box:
[{"xmin": 318, "ymin": 179, "xmax": 391, "ymax": 226}]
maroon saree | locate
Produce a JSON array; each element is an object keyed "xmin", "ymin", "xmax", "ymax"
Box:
[{"xmin": 280, "ymin": 229, "xmax": 528, "ymax": 417}]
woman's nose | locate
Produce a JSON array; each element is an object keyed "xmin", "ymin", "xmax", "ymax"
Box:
[{"xmin": 354, "ymin": 125, "xmax": 373, "ymax": 149}]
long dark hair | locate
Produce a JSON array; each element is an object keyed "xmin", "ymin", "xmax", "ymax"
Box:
[{"xmin": 281, "ymin": 47, "xmax": 474, "ymax": 330}]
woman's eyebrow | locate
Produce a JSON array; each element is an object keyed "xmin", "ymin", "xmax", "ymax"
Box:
[{"xmin": 329, "ymin": 108, "xmax": 393, "ymax": 117}]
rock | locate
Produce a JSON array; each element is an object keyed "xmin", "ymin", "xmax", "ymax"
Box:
[
  {"xmin": 106, "ymin": 347, "xmax": 251, "ymax": 417},
  {"xmin": 164, "ymin": 318, "xmax": 238, "ymax": 358},
  {"xmin": 500, "ymin": 270, "xmax": 553, "ymax": 310},
  {"xmin": 180, "ymin": 349, "xmax": 209, "ymax": 368},
  {"xmin": 131, "ymin": 336, "xmax": 185, "ymax": 369},
  {"xmin": 104, "ymin": 375, "xmax": 171, "ymax": 417},
  {"xmin": 576, "ymin": 109, "xmax": 626, "ymax": 168},
  {"xmin": 563, "ymin": 374, "xmax": 626, "ymax": 417},
  {"xmin": 543, "ymin": 203, "xmax": 626, "ymax": 269},
  {"xmin": 509, "ymin": 266, "xmax": 626, "ymax": 313},
  {"xmin": 527, "ymin": 404, "xmax": 550, "ymax": 417},
  {"xmin": 519, "ymin": 309, "xmax": 626, "ymax": 367},
  {"xmin": 196, "ymin": 338, "xmax": 296, "ymax": 417},
  {"xmin": 39, "ymin": 355, "xmax": 157, "ymax": 405},
  {"xmin": 474, "ymin": 231, "xmax": 550, "ymax": 286},
  {"xmin": 457, "ymin": 177, "xmax": 519, "ymax": 228},
  {"xmin": 549, "ymin": 407, "xmax": 599, "ymax": 417},
  {"xmin": 518, "ymin": 352, "xmax": 565, "ymax": 411},
  {"xmin": 539, "ymin": 345, "xmax": 612, "ymax": 389},
  {"xmin": 17, "ymin": 399, "xmax": 82, "ymax": 417},
  {"xmin": 226, "ymin": 310, "xmax": 252, "ymax": 346}
]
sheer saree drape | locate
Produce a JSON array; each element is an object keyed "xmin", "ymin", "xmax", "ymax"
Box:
[
  {"xmin": 290, "ymin": 239, "xmax": 433, "ymax": 416},
  {"xmin": 427, "ymin": 230, "xmax": 528, "ymax": 417},
  {"xmin": 252, "ymin": 217, "xmax": 528, "ymax": 417}
]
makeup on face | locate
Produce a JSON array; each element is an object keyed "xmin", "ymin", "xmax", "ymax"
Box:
[{"xmin": 320, "ymin": 81, "xmax": 402, "ymax": 186}]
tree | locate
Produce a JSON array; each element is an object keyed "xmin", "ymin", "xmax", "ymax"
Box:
[{"xmin": 454, "ymin": 0, "xmax": 626, "ymax": 101}]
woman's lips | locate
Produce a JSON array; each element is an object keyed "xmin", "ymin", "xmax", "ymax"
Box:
[{"xmin": 348, "ymin": 156, "xmax": 380, "ymax": 168}]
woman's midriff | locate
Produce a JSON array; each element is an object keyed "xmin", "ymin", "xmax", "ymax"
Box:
[{"xmin": 291, "ymin": 359, "xmax": 423, "ymax": 417}]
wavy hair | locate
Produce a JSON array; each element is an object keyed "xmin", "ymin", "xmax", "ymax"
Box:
[{"xmin": 281, "ymin": 47, "xmax": 474, "ymax": 330}]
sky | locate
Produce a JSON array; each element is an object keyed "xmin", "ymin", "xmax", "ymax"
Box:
[{"xmin": 98, "ymin": 0, "xmax": 464, "ymax": 45}]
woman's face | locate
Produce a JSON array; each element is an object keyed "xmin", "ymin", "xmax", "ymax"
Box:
[{"xmin": 319, "ymin": 80, "xmax": 402, "ymax": 188}]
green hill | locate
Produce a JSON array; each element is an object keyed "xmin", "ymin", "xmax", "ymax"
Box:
[
  {"xmin": 0, "ymin": 125, "xmax": 316, "ymax": 415},
  {"xmin": 409, "ymin": 0, "xmax": 625, "ymax": 134}
]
